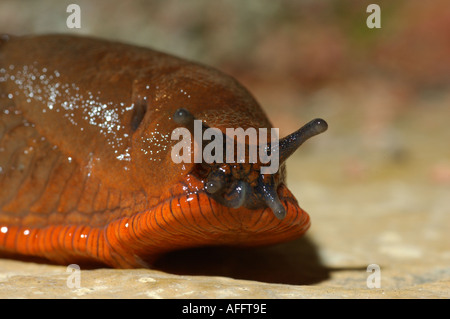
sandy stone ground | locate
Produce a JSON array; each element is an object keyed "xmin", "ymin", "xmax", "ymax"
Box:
[
  {"xmin": 0, "ymin": 0, "xmax": 449, "ymax": 298},
  {"xmin": 0, "ymin": 93, "xmax": 448, "ymax": 298}
]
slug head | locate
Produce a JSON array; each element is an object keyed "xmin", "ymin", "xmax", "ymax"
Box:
[{"xmin": 173, "ymin": 108, "xmax": 328, "ymax": 220}]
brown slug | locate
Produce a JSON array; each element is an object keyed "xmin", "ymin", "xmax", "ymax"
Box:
[{"xmin": 0, "ymin": 34, "xmax": 327, "ymax": 268}]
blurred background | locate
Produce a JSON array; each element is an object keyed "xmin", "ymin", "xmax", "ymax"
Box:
[
  {"xmin": 0, "ymin": 0, "xmax": 449, "ymax": 296},
  {"xmin": 1, "ymin": 0, "xmax": 449, "ymax": 178}
]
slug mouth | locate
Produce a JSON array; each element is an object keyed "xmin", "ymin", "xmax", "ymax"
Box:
[
  {"xmin": 202, "ymin": 169, "xmax": 288, "ymax": 220},
  {"xmin": 154, "ymin": 176, "xmax": 310, "ymax": 249}
]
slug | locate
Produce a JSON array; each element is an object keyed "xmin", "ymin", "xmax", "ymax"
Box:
[{"xmin": 0, "ymin": 34, "xmax": 327, "ymax": 268}]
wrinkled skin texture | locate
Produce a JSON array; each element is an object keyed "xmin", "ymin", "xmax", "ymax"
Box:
[{"xmin": 0, "ymin": 35, "xmax": 310, "ymax": 268}]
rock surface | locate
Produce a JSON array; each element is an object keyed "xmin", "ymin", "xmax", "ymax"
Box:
[{"xmin": 0, "ymin": 0, "xmax": 449, "ymax": 299}]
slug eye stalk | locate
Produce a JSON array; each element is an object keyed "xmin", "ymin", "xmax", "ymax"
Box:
[{"xmin": 277, "ymin": 118, "xmax": 328, "ymax": 164}]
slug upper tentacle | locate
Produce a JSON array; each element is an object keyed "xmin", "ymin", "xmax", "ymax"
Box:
[{"xmin": 278, "ymin": 118, "xmax": 328, "ymax": 163}]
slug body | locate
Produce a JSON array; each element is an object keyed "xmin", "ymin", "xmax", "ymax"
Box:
[{"xmin": 0, "ymin": 34, "xmax": 326, "ymax": 268}]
